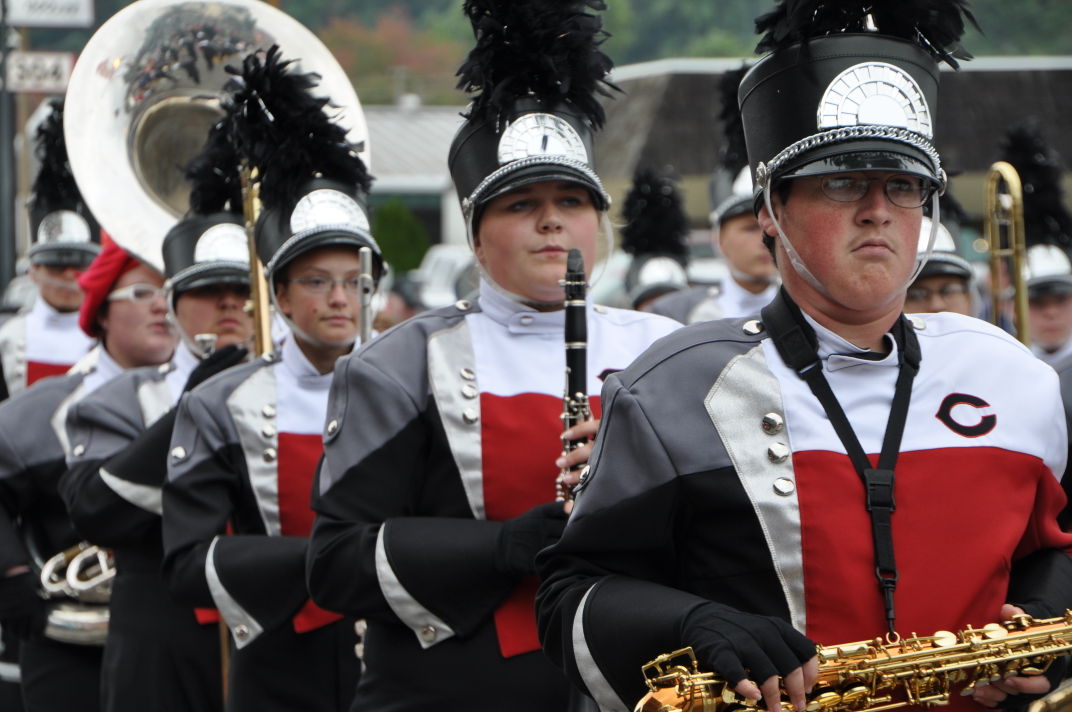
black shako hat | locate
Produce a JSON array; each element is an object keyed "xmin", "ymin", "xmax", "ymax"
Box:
[
  {"xmin": 28, "ymin": 99, "xmax": 101, "ymax": 268},
  {"xmin": 739, "ymin": 1, "xmax": 978, "ymax": 207},
  {"xmin": 448, "ymin": 0, "xmax": 617, "ymax": 228},
  {"xmin": 162, "ymin": 214, "xmax": 250, "ymax": 304},
  {"xmin": 206, "ymin": 45, "xmax": 384, "ymax": 284}
]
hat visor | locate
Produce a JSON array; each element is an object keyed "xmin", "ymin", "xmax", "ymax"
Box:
[
  {"xmin": 917, "ymin": 256, "xmax": 972, "ymax": 281},
  {"xmin": 172, "ymin": 266, "xmax": 251, "ymax": 295},
  {"xmin": 270, "ymin": 229, "xmax": 383, "ymax": 279},
  {"xmin": 29, "ymin": 244, "xmax": 100, "ymax": 269},
  {"xmin": 782, "ymin": 145, "xmax": 938, "ymax": 185},
  {"xmin": 479, "ymin": 163, "xmax": 608, "ymax": 211},
  {"xmin": 1028, "ymin": 276, "xmax": 1072, "ymax": 299}
]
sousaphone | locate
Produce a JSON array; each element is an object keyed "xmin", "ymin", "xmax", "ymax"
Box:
[{"xmin": 64, "ymin": 0, "xmax": 370, "ymax": 272}]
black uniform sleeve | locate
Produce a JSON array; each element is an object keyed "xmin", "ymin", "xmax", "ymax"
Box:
[
  {"xmin": 162, "ymin": 386, "xmax": 309, "ymax": 637},
  {"xmin": 309, "ymin": 346, "xmax": 516, "ymax": 644},
  {"xmin": 536, "ymin": 374, "xmax": 714, "ymax": 710},
  {"xmin": 60, "ymin": 407, "xmax": 176, "ymax": 547}
]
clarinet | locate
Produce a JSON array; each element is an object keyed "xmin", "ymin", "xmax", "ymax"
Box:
[{"xmin": 556, "ymin": 248, "xmax": 591, "ymax": 502}]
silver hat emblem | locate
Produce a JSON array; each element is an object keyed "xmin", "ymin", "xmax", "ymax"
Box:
[
  {"xmin": 817, "ymin": 62, "xmax": 932, "ymax": 138},
  {"xmin": 497, "ymin": 113, "xmax": 588, "ymax": 165},
  {"xmin": 290, "ymin": 189, "xmax": 370, "ymax": 234},
  {"xmin": 194, "ymin": 223, "xmax": 249, "ymax": 265}
]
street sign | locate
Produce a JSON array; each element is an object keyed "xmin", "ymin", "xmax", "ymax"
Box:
[
  {"xmin": 4, "ymin": 51, "xmax": 75, "ymax": 93},
  {"xmin": 6, "ymin": 0, "xmax": 94, "ymax": 28}
]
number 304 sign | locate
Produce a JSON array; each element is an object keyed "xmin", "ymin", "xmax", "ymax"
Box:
[{"xmin": 4, "ymin": 51, "xmax": 75, "ymax": 94}]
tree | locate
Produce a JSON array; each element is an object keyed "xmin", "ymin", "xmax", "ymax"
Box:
[{"xmin": 372, "ymin": 198, "xmax": 430, "ymax": 273}]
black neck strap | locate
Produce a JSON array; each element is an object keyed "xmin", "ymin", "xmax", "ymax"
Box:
[{"xmin": 761, "ymin": 289, "xmax": 920, "ymax": 634}]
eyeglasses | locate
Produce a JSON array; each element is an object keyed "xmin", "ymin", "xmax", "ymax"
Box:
[
  {"xmin": 290, "ymin": 276, "xmax": 363, "ymax": 295},
  {"xmin": 905, "ymin": 283, "xmax": 968, "ymax": 302},
  {"xmin": 819, "ymin": 174, "xmax": 936, "ymax": 209},
  {"xmin": 107, "ymin": 283, "xmax": 166, "ymax": 303}
]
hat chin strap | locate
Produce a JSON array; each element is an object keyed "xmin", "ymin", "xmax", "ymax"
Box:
[
  {"xmin": 762, "ymin": 185, "xmax": 941, "ymax": 304},
  {"xmin": 166, "ymin": 294, "xmax": 215, "ymax": 359}
]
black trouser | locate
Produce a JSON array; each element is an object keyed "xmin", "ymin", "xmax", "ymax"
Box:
[
  {"xmin": 102, "ymin": 572, "xmax": 223, "ymax": 712},
  {"xmin": 19, "ymin": 635, "xmax": 102, "ymax": 712},
  {"xmin": 228, "ymin": 617, "xmax": 360, "ymax": 712}
]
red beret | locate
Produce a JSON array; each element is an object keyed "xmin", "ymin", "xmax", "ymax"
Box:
[{"xmin": 78, "ymin": 233, "xmax": 142, "ymax": 337}]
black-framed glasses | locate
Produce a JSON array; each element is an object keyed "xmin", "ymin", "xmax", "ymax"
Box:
[
  {"xmin": 819, "ymin": 174, "xmax": 936, "ymax": 209},
  {"xmin": 905, "ymin": 283, "xmax": 968, "ymax": 302},
  {"xmin": 107, "ymin": 283, "xmax": 166, "ymax": 303},
  {"xmin": 290, "ymin": 276, "xmax": 362, "ymax": 295}
]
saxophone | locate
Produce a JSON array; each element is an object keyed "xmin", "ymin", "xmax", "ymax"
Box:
[{"xmin": 636, "ymin": 611, "xmax": 1072, "ymax": 712}]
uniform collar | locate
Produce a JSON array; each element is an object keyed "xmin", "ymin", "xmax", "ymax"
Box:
[
  {"xmin": 172, "ymin": 342, "xmax": 201, "ymax": 383},
  {"xmin": 1032, "ymin": 337, "xmax": 1072, "ymax": 366},
  {"xmin": 721, "ymin": 277, "xmax": 778, "ymax": 317},
  {"xmin": 31, "ymin": 296, "xmax": 80, "ymax": 327},
  {"xmin": 801, "ymin": 311, "xmax": 900, "ymax": 372},
  {"xmin": 280, "ymin": 332, "xmax": 344, "ymax": 388},
  {"xmin": 478, "ymin": 278, "xmax": 569, "ymax": 335},
  {"xmin": 82, "ymin": 345, "xmax": 128, "ymax": 396}
]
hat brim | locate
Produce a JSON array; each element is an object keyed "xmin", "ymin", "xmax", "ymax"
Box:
[
  {"xmin": 781, "ymin": 147, "xmax": 937, "ymax": 184},
  {"xmin": 268, "ymin": 229, "xmax": 384, "ymax": 280},
  {"xmin": 171, "ymin": 265, "xmax": 251, "ymax": 295},
  {"xmin": 479, "ymin": 163, "xmax": 609, "ymax": 212},
  {"xmin": 917, "ymin": 253, "xmax": 972, "ymax": 280},
  {"xmin": 29, "ymin": 244, "xmax": 100, "ymax": 268},
  {"xmin": 1028, "ymin": 276, "xmax": 1072, "ymax": 298}
]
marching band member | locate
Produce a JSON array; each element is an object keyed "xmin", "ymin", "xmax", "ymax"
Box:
[
  {"xmin": 903, "ymin": 217, "xmax": 976, "ymax": 317},
  {"xmin": 998, "ymin": 122, "xmax": 1072, "ymax": 363},
  {"xmin": 161, "ymin": 47, "xmax": 379, "ymax": 712},
  {"xmin": 537, "ymin": 4, "xmax": 1072, "ymax": 712},
  {"xmin": 0, "ymin": 100, "xmax": 98, "ymax": 401},
  {"xmin": 0, "ymin": 240, "xmax": 175, "ymax": 712},
  {"xmin": 60, "ymin": 210, "xmax": 254, "ymax": 712},
  {"xmin": 305, "ymin": 2, "xmax": 679, "ymax": 710},
  {"xmin": 619, "ymin": 168, "xmax": 691, "ymax": 311},
  {"xmin": 648, "ymin": 66, "xmax": 777, "ymax": 324}
]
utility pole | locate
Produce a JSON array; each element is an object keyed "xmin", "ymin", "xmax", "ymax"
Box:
[{"xmin": 0, "ymin": 0, "xmax": 14, "ymax": 290}]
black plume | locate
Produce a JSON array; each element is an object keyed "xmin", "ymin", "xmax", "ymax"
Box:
[
  {"xmin": 755, "ymin": 0, "xmax": 979, "ymax": 69},
  {"xmin": 1000, "ymin": 120, "xmax": 1072, "ymax": 249},
  {"xmin": 186, "ymin": 119, "xmax": 243, "ymax": 214},
  {"xmin": 29, "ymin": 99, "xmax": 85, "ymax": 217},
  {"xmin": 457, "ymin": 0, "xmax": 618, "ymax": 129},
  {"xmin": 717, "ymin": 64, "xmax": 750, "ymax": 178},
  {"xmin": 620, "ymin": 168, "xmax": 689, "ymax": 259},
  {"xmin": 222, "ymin": 45, "xmax": 371, "ymax": 212}
]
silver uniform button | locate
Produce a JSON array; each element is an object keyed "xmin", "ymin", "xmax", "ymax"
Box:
[
  {"xmin": 327, "ymin": 420, "xmax": 339, "ymax": 436},
  {"xmin": 519, "ymin": 315, "xmax": 534, "ymax": 326},
  {"xmin": 170, "ymin": 446, "xmax": 187, "ymax": 461},
  {"xmin": 743, "ymin": 320, "xmax": 765, "ymax": 336},
  {"xmin": 462, "ymin": 408, "xmax": 479, "ymax": 425},
  {"xmin": 461, "ymin": 384, "xmax": 478, "ymax": 399},
  {"xmin": 263, "ymin": 447, "xmax": 277, "ymax": 462},
  {"xmin": 262, "ymin": 405, "xmax": 277, "ymax": 418},
  {"xmin": 261, "ymin": 426, "xmax": 276, "ymax": 439},
  {"xmin": 72, "ymin": 444, "xmax": 86, "ymax": 457},
  {"xmin": 773, "ymin": 477, "xmax": 796, "ymax": 496},
  {"xmin": 233, "ymin": 624, "xmax": 250, "ymax": 641},
  {"xmin": 455, "ymin": 299, "xmax": 471, "ymax": 311},
  {"xmin": 593, "ymin": 305, "xmax": 607, "ymax": 314},
  {"xmin": 909, "ymin": 315, "xmax": 926, "ymax": 330},
  {"xmin": 261, "ymin": 352, "xmax": 276, "ymax": 363},
  {"xmin": 767, "ymin": 442, "xmax": 790, "ymax": 464},
  {"xmin": 761, "ymin": 413, "xmax": 784, "ymax": 435},
  {"xmin": 459, "ymin": 368, "xmax": 476, "ymax": 381},
  {"xmin": 419, "ymin": 625, "xmax": 437, "ymax": 643},
  {"xmin": 158, "ymin": 364, "xmax": 170, "ymax": 374}
]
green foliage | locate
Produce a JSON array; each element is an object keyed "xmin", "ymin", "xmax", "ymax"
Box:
[{"xmin": 371, "ymin": 198, "xmax": 430, "ymax": 273}]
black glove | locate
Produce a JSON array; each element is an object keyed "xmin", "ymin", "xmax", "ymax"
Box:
[
  {"xmin": 185, "ymin": 344, "xmax": 248, "ymax": 392},
  {"xmin": 495, "ymin": 502, "xmax": 569, "ymax": 577},
  {"xmin": 682, "ymin": 601, "xmax": 816, "ymax": 690},
  {"xmin": 0, "ymin": 571, "xmax": 47, "ymax": 640}
]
